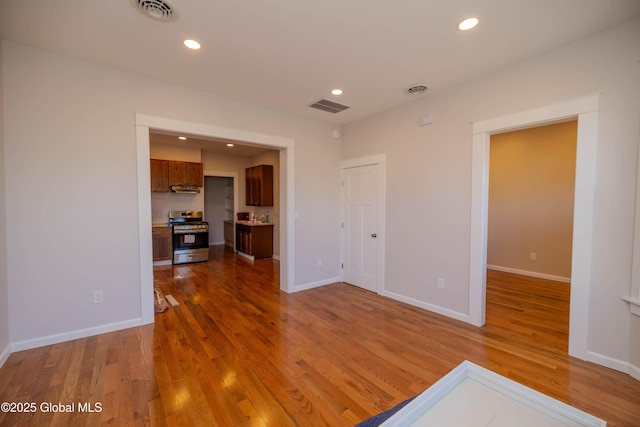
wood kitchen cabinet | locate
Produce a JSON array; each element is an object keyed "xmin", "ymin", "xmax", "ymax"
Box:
[
  {"xmin": 169, "ymin": 161, "xmax": 204, "ymax": 187},
  {"xmin": 236, "ymin": 223, "xmax": 273, "ymax": 259},
  {"xmin": 152, "ymin": 226, "xmax": 173, "ymax": 261},
  {"xmin": 150, "ymin": 159, "xmax": 169, "ymax": 192},
  {"xmin": 223, "ymin": 220, "xmax": 234, "ymax": 248},
  {"xmin": 150, "ymin": 159, "xmax": 203, "ymax": 191},
  {"xmin": 246, "ymin": 164, "xmax": 273, "ymax": 206}
]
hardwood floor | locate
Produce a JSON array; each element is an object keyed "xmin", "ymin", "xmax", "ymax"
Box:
[{"xmin": 1, "ymin": 247, "xmax": 639, "ymax": 426}]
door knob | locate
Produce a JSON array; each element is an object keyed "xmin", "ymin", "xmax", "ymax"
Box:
[{"xmin": 371, "ymin": 233, "xmax": 377, "ymax": 238}]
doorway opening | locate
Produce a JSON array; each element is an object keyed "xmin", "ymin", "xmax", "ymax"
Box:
[
  {"xmin": 469, "ymin": 94, "xmax": 600, "ymax": 361},
  {"xmin": 486, "ymin": 120, "xmax": 578, "ymax": 349},
  {"xmin": 135, "ymin": 113, "xmax": 295, "ymax": 325},
  {"xmin": 204, "ymin": 174, "xmax": 236, "ymax": 247},
  {"xmin": 487, "ymin": 121, "xmax": 577, "ymax": 282}
]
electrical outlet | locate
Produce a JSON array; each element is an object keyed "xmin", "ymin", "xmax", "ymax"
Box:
[
  {"xmin": 93, "ymin": 290, "xmax": 104, "ymax": 304},
  {"xmin": 437, "ymin": 278, "xmax": 445, "ymax": 289},
  {"xmin": 316, "ymin": 258, "xmax": 323, "ymax": 268},
  {"xmin": 530, "ymin": 252, "xmax": 537, "ymax": 261}
]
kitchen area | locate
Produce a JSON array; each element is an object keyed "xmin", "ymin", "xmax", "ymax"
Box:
[{"xmin": 149, "ymin": 131, "xmax": 279, "ymax": 266}]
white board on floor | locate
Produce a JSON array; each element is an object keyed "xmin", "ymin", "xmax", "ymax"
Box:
[{"xmin": 381, "ymin": 361, "xmax": 606, "ymax": 427}]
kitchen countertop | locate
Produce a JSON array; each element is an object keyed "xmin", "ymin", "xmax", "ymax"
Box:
[
  {"xmin": 153, "ymin": 221, "xmax": 274, "ymax": 227},
  {"xmin": 236, "ymin": 221, "xmax": 274, "ymax": 227}
]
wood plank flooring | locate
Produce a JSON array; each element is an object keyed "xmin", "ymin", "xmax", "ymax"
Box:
[{"xmin": 1, "ymin": 247, "xmax": 639, "ymax": 426}]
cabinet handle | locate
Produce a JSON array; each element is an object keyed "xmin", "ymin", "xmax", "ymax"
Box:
[{"xmin": 371, "ymin": 233, "xmax": 377, "ymax": 238}]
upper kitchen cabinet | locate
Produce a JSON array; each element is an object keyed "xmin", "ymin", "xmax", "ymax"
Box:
[
  {"xmin": 150, "ymin": 159, "xmax": 169, "ymax": 192},
  {"xmin": 150, "ymin": 159, "xmax": 203, "ymax": 192},
  {"xmin": 246, "ymin": 164, "xmax": 273, "ymax": 206},
  {"xmin": 169, "ymin": 161, "xmax": 204, "ymax": 187}
]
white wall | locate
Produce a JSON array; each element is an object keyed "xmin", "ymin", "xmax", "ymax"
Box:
[
  {"xmin": 341, "ymin": 18, "xmax": 640, "ymax": 370},
  {"xmin": 2, "ymin": 39, "xmax": 341, "ymax": 349},
  {"xmin": 0, "ymin": 41, "xmax": 10, "ymax": 366}
]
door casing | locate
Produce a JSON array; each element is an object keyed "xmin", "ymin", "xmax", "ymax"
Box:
[
  {"xmin": 470, "ymin": 94, "xmax": 600, "ymax": 362},
  {"xmin": 135, "ymin": 113, "xmax": 295, "ymax": 325}
]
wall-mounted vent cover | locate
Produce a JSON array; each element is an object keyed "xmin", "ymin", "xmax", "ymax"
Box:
[
  {"xmin": 308, "ymin": 98, "xmax": 350, "ymax": 114},
  {"xmin": 132, "ymin": 0, "xmax": 178, "ymax": 22}
]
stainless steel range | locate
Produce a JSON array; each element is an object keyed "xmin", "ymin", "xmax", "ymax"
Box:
[{"xmin": 169, "ymin": 210, "xmax": 209, "ymax": 264}]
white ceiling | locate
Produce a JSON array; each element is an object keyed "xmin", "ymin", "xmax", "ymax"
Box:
[
  {"xmin": 1, "ymin": 0, "xmax": 639, "ymax": 127},
  {"xmin": 149, "ymin": 129, "xmax": 269, "ymax": 157}
]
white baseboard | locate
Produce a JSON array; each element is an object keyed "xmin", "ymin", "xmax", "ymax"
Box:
[
  {"xmin": 236, "ymin": 252, "xmax": 281, "ymax": 262},
  {"xmin": 586, "ymin": 350, "xmax": 633, "ymax": 376},
  {"xmin": 0, "ymin": 343, "xmax": 10, "ymax": 368},
  {"xmin": 237, "ymin": 251, "xmax": 255, "ymax": 261},
  {"xmin": 630, "ymin": 362, "xmax": 640, "ymax": 382},
  {"xmin": 293, "ymin": 276, "xmax": 341, "ymax": 292},
  {"xmin": 381, "ymin": 289, "xmax": 470, "ymax": 324},
  {"xmin": 487, "ymin": 265, "xmax": 571, "ymax": 283},
  {"xmin": 380, "ymin": 286, "xmax": 640, "ymax": 380},
  {"xmin": 10, "ymin": 318, "xmax": 143, "ymax": 352}
]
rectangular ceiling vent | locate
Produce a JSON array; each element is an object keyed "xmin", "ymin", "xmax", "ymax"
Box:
[{"xmin": 308, "ymin": 98, "xmax": 350, "ymax": 114}]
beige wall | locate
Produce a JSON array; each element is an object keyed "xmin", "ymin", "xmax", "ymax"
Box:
[
  {"xmin": 488, "ymin": 121, "xmax": 577, "ymax": 280},
  {"xmin": 150, "ymin": 143, "xmax": 202, "ymax": 163}
]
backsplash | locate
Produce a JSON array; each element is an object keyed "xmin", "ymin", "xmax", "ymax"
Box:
[{"xmin": 151, "ymin": 191, "xmax": 203, "ymax": 224}]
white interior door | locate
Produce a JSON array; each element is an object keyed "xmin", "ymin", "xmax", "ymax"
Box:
[{"xmin": 342, "ymin": 164, "xmax": 379, "ymax": 292}]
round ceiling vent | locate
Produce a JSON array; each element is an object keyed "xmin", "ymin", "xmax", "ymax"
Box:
[
  {"xmin": 132, "ymin": 0, "xmax": 178, "ymax": 22},
  {"xmin": 405, "ymin": 84, "xmax": 429, "ymax": 95}
]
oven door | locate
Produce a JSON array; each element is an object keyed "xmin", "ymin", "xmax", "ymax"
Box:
[
  {"xmin": 173, "ymin": 229, "xmax": 209, "ymax": 251},
  {"xmin": 172, "ymin": 229, "xmax": 209, "ymax": 264}
]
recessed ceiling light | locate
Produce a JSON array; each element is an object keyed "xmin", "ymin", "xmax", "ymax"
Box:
[
  {"xmin": 183, "ymin": 39, "xmax": 201, "ymax": 50},
  {"xmin": 331, "ymin": 89, "xmax": 343, "ymax": 96},
  {"xmin": 226, "ymin": 143, "xmax": 234, "ymax": 147},
  {"xmin": 178, "ymin": 136, "xmax": 187, "ymax": 140},
  {"xmin": 458, "ymin": 17, "xmax": 479, "ymax": 31}
]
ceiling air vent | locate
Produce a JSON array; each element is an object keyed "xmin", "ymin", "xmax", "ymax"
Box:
[
  {"xmin": 405, "ymin": 84, "xmax": 429, "ymax": 95},
  {"xmin": 308, "ymin": 98, "xmax": 350, "ymax": 114},
  {"xmin": 132, "ymin": 0, "xmax": 178, "ymax": 22}
]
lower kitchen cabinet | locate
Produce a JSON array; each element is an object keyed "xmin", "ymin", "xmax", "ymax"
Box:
[
  {"xmin": 236, "ymin": 223, "xmax": 274, "ymax": 260},
  {"xmin": 152, "ymin": 226, "xmax": 173, "ymax": 261},
  {"xmin": 223, "ymin": 220, "xmax": 234, "ymax": 248}
]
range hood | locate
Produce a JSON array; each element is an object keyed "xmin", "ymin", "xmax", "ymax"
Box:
[{"xmin": 171, "ymin": 185, "xmax": 200, "ymax": 194}]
